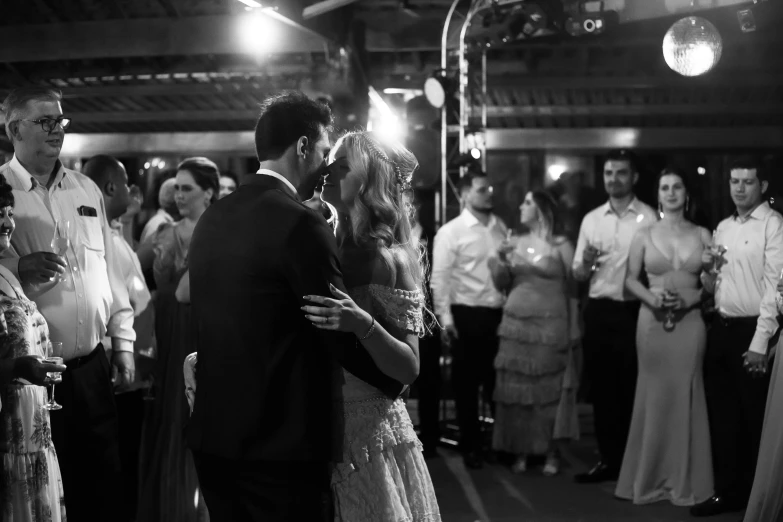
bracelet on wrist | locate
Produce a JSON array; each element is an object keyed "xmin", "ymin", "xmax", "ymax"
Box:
[{"xmin": 358, "ymin": 316, "xmax": 376, "ymax": 340}]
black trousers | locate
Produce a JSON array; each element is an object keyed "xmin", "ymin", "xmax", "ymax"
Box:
[
  {"xmin": 192, "ymin": 451, "xmax": 332, "ymax": 522},
  {"xmin": 582, "ymin": 298, "xmax": 640, "ymax": 472},
  {"xmin": 416, "ymin": 331, "xmax": 442, "ymax": 452},
  {"xmin": 115, "ymin": 389, "xmax": 145, "ymax": 521},
  {"xmin": 704, "ymin": 315, "xmax": 770, "ymax": 505},
  {"xmin": 49, "ymin": 345, "xmax": 122, "ymax": 522},
  {"xmin": 451, "ymin": 304, "xmax": 503, "ymax": 454}
]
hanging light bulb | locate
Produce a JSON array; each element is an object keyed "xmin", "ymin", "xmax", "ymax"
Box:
[{"xmin": 663, "ymin": 16, "xmax": 723, "ymax": 77}]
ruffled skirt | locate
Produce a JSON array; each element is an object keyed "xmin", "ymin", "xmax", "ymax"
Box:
[
  {"xmin": 331, "ymin": 397, "xmax": 441, "ymax": 522},
  {"xmin": 492, "ymin": 283, "xmax": 579, "ymax": 455}
]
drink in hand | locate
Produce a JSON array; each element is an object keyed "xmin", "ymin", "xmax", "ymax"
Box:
[{"xmin": 44, "ymin": 357, "xmax": 64, "ymax": 384}]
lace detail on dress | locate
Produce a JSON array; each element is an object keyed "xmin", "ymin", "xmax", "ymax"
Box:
[{"xmin": 349, "ymin": 284, "xmax": 425, "ymax": 337}]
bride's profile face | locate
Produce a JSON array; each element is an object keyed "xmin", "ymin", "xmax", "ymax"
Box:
[{"xmin": 321, "ymin": 138, "xmax": 362, "ymax": 213}]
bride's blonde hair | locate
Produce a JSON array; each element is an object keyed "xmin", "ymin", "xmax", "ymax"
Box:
[{"xmin": 336, "ymin": 131, "xmax": 423, "ymax": 289}]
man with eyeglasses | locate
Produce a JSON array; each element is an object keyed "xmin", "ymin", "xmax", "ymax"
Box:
[
  {"xmin": 0, "ymin": 86, "xmax": 135, "ymax": 522},
  {"xmin": 431, "ymin": 169, "xmax": 508, "ymax": 469}
]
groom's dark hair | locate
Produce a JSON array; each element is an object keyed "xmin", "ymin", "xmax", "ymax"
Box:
[{"xmin": 254, "ymin": 91, "xmax": 333, "ymax": 162}]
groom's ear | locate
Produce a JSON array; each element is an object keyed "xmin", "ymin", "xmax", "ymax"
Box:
[{"xmin": 297, "ymin": 136, "xmax": 309, "ymax": 159}]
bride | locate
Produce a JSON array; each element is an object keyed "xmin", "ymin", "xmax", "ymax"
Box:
[{"xmin": 184, "ymin": 131, "xmax": 441, "ymax": 522}]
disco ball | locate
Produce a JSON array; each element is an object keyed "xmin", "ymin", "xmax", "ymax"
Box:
[{"xmin": 662, "ymin": 16, "xmax": 723, "ymax": 77}]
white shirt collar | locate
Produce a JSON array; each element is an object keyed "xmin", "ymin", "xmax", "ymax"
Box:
[
  {"xmin": 9, "ymin": 154, "xmax": 67, "ymax": 191},
  {"xmin": 256, "ymin": 168, "xmax": 297, "ymax": 196},
  {"xmin": 460, "ymin": 207, "xmax": 497, "ymax": 228}
]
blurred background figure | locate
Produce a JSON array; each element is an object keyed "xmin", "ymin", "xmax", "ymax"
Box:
[
  {"xmin": 616, "ymin": 167, "xmax": 713, "ymax": 506},
  {"xmin": 489, "ymin": 190, "xmax": 580, "ymax": 477},
  {"xmin": 218, "ymin": 171, "xmax": 239, "ymax": 199},
  {"xmin": 141, "ymin": 176, "xmax": 179, "ymax": 245},
  {"xmin": 84, "ymin": 154, "xmax": 153, "ymax": 522},
  {"xmin": 138, "ymin": 157, "xmax": 219, "ymax": 522}
]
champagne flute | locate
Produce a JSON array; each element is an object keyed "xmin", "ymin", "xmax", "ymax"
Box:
[
  {"xmin": 44, "ymin": 341, "xmax": 64, "ymax": 411},
  {"xmin": 710, "ymin": 229, "xmax": 728, "ymax": 276},
  {"xmin": 662, "ymin": 279, "xmax": 677, "ymax": 332},
  {"xmin": 50, "ymin": 220, "xmax": 70, "ymax": 284},
  {"xmin": 586, "ymin": 239, "xmax": 604, "ymax": 272}
]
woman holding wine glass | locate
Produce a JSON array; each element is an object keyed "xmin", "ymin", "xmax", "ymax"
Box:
[
  {"xmin": 615, "ymin": 167, "xmax": 713, "ymax": 506},
  {"xmin": 0, "ymin": 174, "xmax": 66, "ymax": 521}
]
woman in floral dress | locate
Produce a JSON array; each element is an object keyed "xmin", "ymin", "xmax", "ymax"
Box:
[{"xmin": 0, "ymin": 173, "xmax": 66, "ymax": 521}]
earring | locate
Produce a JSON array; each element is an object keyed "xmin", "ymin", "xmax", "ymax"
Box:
[{"xmin": 658, "ymin": 202, "xmax": 663, "ymax": 218}]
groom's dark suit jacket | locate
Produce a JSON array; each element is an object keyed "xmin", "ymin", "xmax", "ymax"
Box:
[{"xmin": 186, "ymin": 175, "xmax": 403, "ymax": 463}]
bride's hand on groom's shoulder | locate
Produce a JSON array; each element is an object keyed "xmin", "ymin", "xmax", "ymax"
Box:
[
  {"xmin": 183, "ymin": 352, "xmax": 198, "ymax": 413},
  {"xmin": 302, "ymin": 284, "xmax": 373, "ymax": 336}
]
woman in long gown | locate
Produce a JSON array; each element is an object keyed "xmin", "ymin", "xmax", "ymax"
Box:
[
  {"xmin": 616, "ymin": 167, "xmax": 713, "ymax": 506},
  {"xmin": 0, "ymin": 175, "xmax": 66, "ymax": 522},
  {"xmin": 138, "ymin": 157, "xmax": 219, "ymax": 522},
  {"xmin": 488, "ymin": 190, "xmax": 580, "ymax": 476},
  {"xmin": 302, "ymin": 131, "xmax": 441, "ymax": 521},
  {"xmin": 743, "ymin": 276, "xmax": 783, "ymax": 521}
]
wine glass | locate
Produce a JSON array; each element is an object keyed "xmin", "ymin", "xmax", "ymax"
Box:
[
  {"xmin": 586, "ymin": 239, "xmax": 604, "ymax": 272},
  {"xmin": 662, "ymin": 279, "xmax": 677, "ymax": 332},
  {"xmin": 44, "ymin": 341, "xmax": 64, "ymax": 411},
  {"xmin": 50, "ymin": 220, "xmax": 70, "ymax": 284},
  {"xmin": 710, "ymin": 229, "xmax": 729, "ymax": 276}
]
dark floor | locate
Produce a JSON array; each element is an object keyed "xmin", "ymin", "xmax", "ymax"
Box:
[{"xmin": 409, "ymin": 401, "xmax": 740, "ymax": 522}]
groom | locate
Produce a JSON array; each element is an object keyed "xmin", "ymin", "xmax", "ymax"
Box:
[{"xmin": 186, "ymin": 91, "xmax": 404, "ymax": 521}]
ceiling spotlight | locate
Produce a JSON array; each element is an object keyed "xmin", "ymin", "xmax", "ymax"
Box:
[
  {"xmin": 663, "ymin": 16, "xmax": 723, "ymax": 77},
  {"xmin": 697, "ymin": 166, "xmax": 706, "ymax": 175},
  {"xmin": 423, "ymin": 69, "xmax": 455, "ymax": 109},
  {"xmin": 737, "ymin": 8, "xmax": 756, "ymax": 33},
  {"xmin": 470, "ymin": 148, "xmax": 481, "ymax": 160},
  {"xmin": 565, "ymin": 10, "xmax": 617, "ymax": 36}
]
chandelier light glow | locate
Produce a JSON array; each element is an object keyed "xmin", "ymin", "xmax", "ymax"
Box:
[{"xmin": 663, "ymin": 16, "xmax": 723, "ymax": 77}]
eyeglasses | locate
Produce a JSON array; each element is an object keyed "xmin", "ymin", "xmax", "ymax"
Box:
[{"xmin": 19, "ymin": 117, "xmax": 71, "ymax": 133}]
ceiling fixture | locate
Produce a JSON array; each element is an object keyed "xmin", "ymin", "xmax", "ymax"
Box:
[
  {"xmin": 663, "ymin": 16, "xmax": 723, "ymax": 77},
  {"xmin": 423, "ymin": 69, "xmax": 455, "ymax": 109}
]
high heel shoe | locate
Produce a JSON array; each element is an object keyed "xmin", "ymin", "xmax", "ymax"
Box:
[
  {"xmin": 542, "ymin": 456, "xmax": 559, "ymax": 476},
  {"xmin": 511, "ymin": 456, "xmax": 527, "ymax": 474}
]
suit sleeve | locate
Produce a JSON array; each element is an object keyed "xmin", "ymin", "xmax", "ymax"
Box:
[{"xmin": 282, "ymin": 210, "xmax": 404, "ymax": 398}]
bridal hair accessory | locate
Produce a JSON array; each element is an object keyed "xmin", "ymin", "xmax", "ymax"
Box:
[{"xmin": 358, "ymin": 134, "xmax": 412, "ymax": 191}]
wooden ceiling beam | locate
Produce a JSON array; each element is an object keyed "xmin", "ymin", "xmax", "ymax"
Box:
[
  {"xmin": 0, "ymin": 15, "xmax": 329, "ymax": 63},
  {"xmin": 484, "ymin": 103, "xmax": 783, "ymax": 118}
]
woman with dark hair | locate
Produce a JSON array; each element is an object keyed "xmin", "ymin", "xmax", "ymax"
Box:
[
  {"xmin": 138, "ymin": 157, "xmax": 219, "ymax": 522},
  {"xmin": 488, "ymin": 190, "xmax": 581, "ymax": 476},
  {"xmin": 0, "ymin": 174, "xmax": 67, "ymax": 521},
  {"xmin": 616, "ymin": 167, "xmax": 713, "ymax": 505}
]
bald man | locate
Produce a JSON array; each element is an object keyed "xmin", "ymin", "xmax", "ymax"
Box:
[
  {"xmin": 84, "ymin": 154, "xmax": 152, "ymax": 522},
  {"xmin": 140, "ymin": 177, "xmax": 177, "ymax": 245}
]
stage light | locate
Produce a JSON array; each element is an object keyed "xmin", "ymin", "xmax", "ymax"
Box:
[
  {"xmin": 548, "ymin": 164, "xmax": 567, "ymax": 181},
  {"xmin": 737, "ymin": 8, "xmax": 756, "ymax": 33},
  {"xmin": 144, "ymin": 162, "xmax": 151, "ymax": 169},
  {"xmin": 565, "ymin": 10, "xmax": 618, "ymax": 36},
  {"xmin": 663, "ymin": 16, "xmax": 723, "ymax": 77},
  {"xmin": 237, "ymin": 11, "xmax": 278, "ymax": 55},
  {"xmin": 423, "ymin": 69, "xmax": 454, "ymax": 109}
]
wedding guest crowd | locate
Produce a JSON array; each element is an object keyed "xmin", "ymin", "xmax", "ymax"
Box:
[{"xmin": 3, "ymin": 79, "xmax": 783, "ymax": 522}]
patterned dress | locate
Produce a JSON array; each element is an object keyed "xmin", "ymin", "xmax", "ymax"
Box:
[
  {"xmin": 332, "ymin": 284, "xmax": 441, "ymax": 522},
  {"xmin": 0, "ymin": 265, "xmax": 66, "ymax": 522}
]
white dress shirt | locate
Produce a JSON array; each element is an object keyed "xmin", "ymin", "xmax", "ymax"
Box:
[
  {"xmin": 139, "ymin": 208, "xmax": 174, "ymax": 245},
  {"xmin": 256, "ymin": 168, "xmax": 298, "ymax": 196},
  {"xmin": 711, "ymin": 202, "xmax": 783, "ymax": 355},
  {"xmin": 572, "ymin": 197, "xmax": 657, "ymax": 301},
  {"xmin": 431, "ymin": 208, "xmax": 507, "ymax": 327},
  {"xmin": 0, "ymin": 156, "xmax": 135, "ymax": 361}
]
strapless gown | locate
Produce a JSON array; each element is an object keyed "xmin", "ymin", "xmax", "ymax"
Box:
[
  {"xmin": 331, "ymin": 284, "xmax": 441, "ymax": 522},
  {"xmin": 615, "ymin": 240, "xmax": 713, "ymax": 505}
]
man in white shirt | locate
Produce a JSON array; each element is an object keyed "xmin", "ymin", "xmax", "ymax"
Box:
[
  {"xmin": 572, "ymin": 150, "xmax": 657, "ymax": 483},
  {"xmin": 431, "ymin": 170, "xmax": 507, "ymax": 469},
  {"xmin": 0, "ymin": 86, "xmax": 135, "ymax": 522},
  {"xmin": 691, "ymin": 157, "xmax": 783, "ymax": 517}
]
